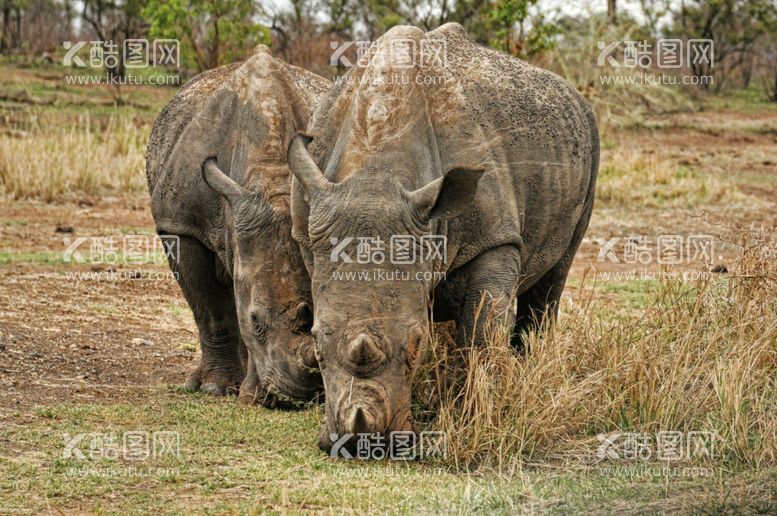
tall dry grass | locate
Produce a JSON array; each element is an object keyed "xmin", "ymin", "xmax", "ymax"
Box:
[
  {"xmin": 415, "ymin": 226, "xmax": 777, "ymax": 471},
  {"xmin": 0, "ymin": 111, "xmax": 147, "ymax": 201}
]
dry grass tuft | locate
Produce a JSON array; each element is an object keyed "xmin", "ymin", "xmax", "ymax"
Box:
[
  {"xmin": 596, "ymin": 147, "xmax": 732, "ymax": 208},
  {"xmin": 415, "ymin": 226, "xmax": 777, "ymax": 471},
  {"xmin": 0, "ymin": 110, "xmax": 146, "ymax": 201}
]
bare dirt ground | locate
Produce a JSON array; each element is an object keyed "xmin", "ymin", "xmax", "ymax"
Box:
[
  {"xmin": 0, "ymin": 197, "xmax": 195, "ymax": 414},
  {"xmin": 1, "ymin": 108, "xmax": 776, "ymax": 417},
  {"xmin": 571, "ymin": 108, "xmax": 777, "ymax": 277}
]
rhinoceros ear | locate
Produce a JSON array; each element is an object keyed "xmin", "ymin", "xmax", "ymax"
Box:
[
  {"xmin": 287, "ymin": 134, "xmax": 332, "ymax": 194},
  {"xmin": 409, "ymin": 166, "xmax": 484, "ymax": 221},
  {"xmin": 202, "ymin": 157, "xmax": 246, "ymax": 205}
]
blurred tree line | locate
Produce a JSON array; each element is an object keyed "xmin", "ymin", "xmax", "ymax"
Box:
[{"xmin": 0, "ymin": 0, "xmax": 775, "ymax": 99}]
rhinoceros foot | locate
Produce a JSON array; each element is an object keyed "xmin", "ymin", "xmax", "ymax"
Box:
[
  {"xmin": 236, "ymin": 366, "xmax": 283, "ymax": 408},
  {"xmin": 184, "ymin": 360, "xmax": 244, "ymax": 397}
]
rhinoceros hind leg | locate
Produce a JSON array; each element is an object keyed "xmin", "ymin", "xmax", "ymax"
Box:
[
  {"xmin": 511, "ymin": 262, "xmax": 569, "ymax": 353},
  {"xmin": 512, "ymin": 197, "xmax": 594, "ymax": 352},
  {"xmin": 167, "ymin": 235, "xmax": 246, "ymax": 396}
]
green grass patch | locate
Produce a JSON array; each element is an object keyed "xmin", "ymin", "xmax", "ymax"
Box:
[
  {"xmin": 2, "ymin": 394, "xmax": 774, "ymax": 513},
  {"xmin": 599, "ymin": 279, "xmax": 658, "ymax": 309},
  {"xmin": 0, "ymin": 57, "xmax": 176, "ymax": 117},
  {"xmin": 0, "ymin": 249, "xmax": 170, "ymax": 265},
  {"xmin": 0, "ymin": 251, "xmax": 65, "ymax": 264},
  {"xmin": 705, "ymin": 86, "xmax": 777, "ymax": 114},
  {"xmin": 165, "ymin": 303, "xmax": 191, "ymax": 319},
  {"xmin": 0, "ymin": 219, "xmax": 28, "ymax": 227}
]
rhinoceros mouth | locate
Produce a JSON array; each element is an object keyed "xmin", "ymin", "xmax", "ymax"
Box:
[{"xmin": 260, "ymin": 374, "xmax": 324, "ymax": 409}]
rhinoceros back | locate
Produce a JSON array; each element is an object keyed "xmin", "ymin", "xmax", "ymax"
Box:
[
  {"xmin": 146, "ymin": 50, "xmax": 331, "ymax": 260},
  {"xmin": 425, "ymin": 23, "xmax": 598, "ymax": 280},
  {"xmin": 302, "ymin": 24, "xmax": 598, "ymax": 286}
]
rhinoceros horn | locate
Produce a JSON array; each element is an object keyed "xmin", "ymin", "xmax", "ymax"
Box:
[
  {"xmin": 287, "ymin": 134, "xmax": 333, "ymax": 193},
  {"xmin": 347, "ymin": 333, "xmax": 385, "ymax": 366},
  {"xmin": 201, "ymin": 158, "xmax": 246, "ymax": 205}
]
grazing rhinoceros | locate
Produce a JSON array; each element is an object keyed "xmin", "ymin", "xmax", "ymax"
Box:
[
  {"xmin": 146, "ymin": 47, "xmax": 331, "ymax": 406},
  {"xmin": 287, "ymin": 24, "xmax": 599, "ymax": 450}
]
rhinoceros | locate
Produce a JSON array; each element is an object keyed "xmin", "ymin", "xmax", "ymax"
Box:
[
  {"xmin": 146, "ymin": 47, "xmax": 330, "ymax": 406},
  {"xmin": 287, "ymin": 24, "xmax": 599, "ymax": 450}
]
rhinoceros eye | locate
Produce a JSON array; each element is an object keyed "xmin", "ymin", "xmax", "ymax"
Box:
[
  {"xmin": 250, "ymin": 312, "xmax": 268, "ymax": 340},
  {"xmin": 294, "ymin": 302, "xmax": 314, "ymax": 334},
  {"xmin": 296, "ymin": 320, "xmax": 313, "ymax": 334}
]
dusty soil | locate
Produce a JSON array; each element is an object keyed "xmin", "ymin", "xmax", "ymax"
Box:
[
  {"xmin": 1, "ymin": 109, "xmax": 776, "ymax": 418},
  {"xmin": 0, "ymin": 196, "xmax": 195, "ymax": 415},
  {"xmin": 571, "ymin": 109, "xmax": 777, "ymax": 277}
]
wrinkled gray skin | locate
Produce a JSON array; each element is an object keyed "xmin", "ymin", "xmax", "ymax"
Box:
[
  {"xmin": 288, "ymin": 24, "xmax": 599, "ymax": 451},
  {"xmin": 146, "ymin": 47, "xmax": 331, "ymax": 407}
]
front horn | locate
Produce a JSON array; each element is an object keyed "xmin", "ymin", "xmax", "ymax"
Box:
[{"xmin": 287, "ymin": 134, "xmax": 333, "ymax": 193}]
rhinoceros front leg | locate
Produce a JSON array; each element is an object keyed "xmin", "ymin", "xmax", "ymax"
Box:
[
  {"xmin": 452, "ymin": 244, "xmax": 521, "ymax": 347},
  {"xmin": 237, "ymin": 357, "xmax": 269, "ymax": 406},
  {"xmin": 167, "ymin": 236, "xmax": 246, "ymax": 395}
]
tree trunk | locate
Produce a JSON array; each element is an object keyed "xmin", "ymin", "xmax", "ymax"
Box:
[
  {"xmin": 742, "ymin": 58, "xmax": 752, "ymax": 89},
  {"xmin": 0, "ymin": 7, "xmax": 9, "ymax": 52},
  {"xmin": 607, "ymin": 0, "xmax": 617, "ymax": 23},
  {"xmin": 772, "ymin": 69, "xmax": 777, "ymax": 102},
  {"xmin": 12, "ymin": 6, "xmax": 21, "ymax": 49},
  {"xmin": 210, "ymin": 16, "xmax": 220, "ymax": 69}
]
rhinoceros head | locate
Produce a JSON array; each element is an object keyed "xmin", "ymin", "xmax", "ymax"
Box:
[
  {"xmin": 288, "ymin": 136, "xmax": 483, "ymax": 447},
  {"xmin": 202, "ymin": 158, "xmax": 321, "ymax": 406}
]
